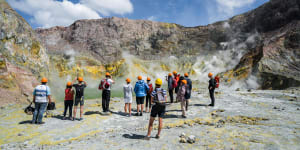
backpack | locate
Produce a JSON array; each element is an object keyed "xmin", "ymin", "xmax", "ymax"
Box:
[
  {"xmin": 155, "ymin": 88, "xmax": 165, "ymax": 103},
  {"xmin": 47, "ymin": 102, "xmax": 56, "ymax": 110},
  {"xmin": 99, "ymin": 79, "xmax": 110, "ymax": 90},
  {"xmin": 24, "ymin": 102, "xmax": 35, "ymax": 115},
  {"xmin": 148, "ymin": 83, "xmax": 153, "ymax": 94},
  {"xmin": 214, "ymin": 76, "xmax": 220, "ymax": 88},
  {"xmin": 172, "ymin": 78, "xmax": 177, "ymax": 89}
]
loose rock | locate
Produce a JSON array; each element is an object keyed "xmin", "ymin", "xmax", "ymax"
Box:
[{"xmin": 187, "ymin": 135, "xmax": 196, "ymax": 144}]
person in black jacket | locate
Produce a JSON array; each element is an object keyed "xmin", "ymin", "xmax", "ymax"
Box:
[
  {"xmin": 208, "ymin": 72, "xmax": 215, "ymax": 106},
  {"xmin": 184, "ymin": 73, "xmax": 192, "ymax": 111},
  {"xmin": 166, "ymin": 73, "xmax": 174, "ymax": 103}
]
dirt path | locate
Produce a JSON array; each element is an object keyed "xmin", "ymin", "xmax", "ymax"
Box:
[{"xmin": 0, "ymin": 88, "xmax": 300, "ymax": 150}]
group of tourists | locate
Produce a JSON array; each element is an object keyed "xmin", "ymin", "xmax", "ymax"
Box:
[{"xmin": 31, "ymin": 71, "xmax": 219, "ymax": 139}]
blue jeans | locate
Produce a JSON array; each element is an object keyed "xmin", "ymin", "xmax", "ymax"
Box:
[{"xmin": 32, "ymin": 102, "xmax": 48, "ymax": 123}]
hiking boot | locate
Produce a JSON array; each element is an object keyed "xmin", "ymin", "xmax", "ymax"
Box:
[
  {"xmin": 79, "ymin": 118, "xmax": 83, "ymax": 121},
  {"xmin": 182, "ymin": 115, "xmax": 187, "ymax": 118},
  {"xmin": 135, "ymin": 113, "xmax": 139, "ymax": 116},
  {"xmin": 140, "ymin": 113, "xmax": 143, "ymax": 116},
  {"xmin": 144, "ymin": 136, "xmax": 151, "ymax": 140},
  {"xmin": 62, "ymin": 117, "xmax": 67, "ymax": 120},
  {"xmin": 37, "ymin": 122, "xmax": 45, "ymax": 124},
  {"xmin": 155, "ymin": 134, "xmax": 160, "ymax": 139}
]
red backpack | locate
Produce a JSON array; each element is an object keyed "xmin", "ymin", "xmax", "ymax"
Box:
[
  {"xmin": 99, "ymin": 79, "xmax": 110, "ymax": 90},
  {"xmin": 148, "ymin": 83, "xmax": 153, "ymax": 94},
  {"xmin": 214, "ymin": 76, "xmax": 220, "ymax": 88}
]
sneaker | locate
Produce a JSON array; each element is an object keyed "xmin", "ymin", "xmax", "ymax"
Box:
[
  {"xmin": 182, "ymin": 115, "xmax": 187, "ymax": 118},
  {"xmin": 155, "ymin": 134, "xmax": 160, "ymax": 139},
  {"xmin": 62, "ymin": 117, "xmax": 67, "ymax": 120},
  {"xmin": 135, "ymin": 113, "xmax": 139, "ymax": 116},
  {"xmin": 140, "ymin": 113, "xmax": 143, "ymax": 116},
  {"xmin": 144, "ymin": 136, "xmax": 151, "ymax": 140},
  {"xmin": 69, "ymin": 117, "xmax": 73, "ymax": 120},
  {"xmin": 79, "ymin": 118, "xmax": 83, "ymax": 121},
  {"xmin": 37, "ymin": 122, "xmax": 45, "ymax": 124}
]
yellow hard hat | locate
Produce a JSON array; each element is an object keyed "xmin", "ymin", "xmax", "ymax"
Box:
[
  {"xmin": 208, "ymin": 72, "xmax": 213, "ymax": 77},
  {"xmin": 78, "ymin": 77, "xmax": 83, "ymax": 82},
  {"xmin": 155, "ymin": 78, "xmax": 162, "ymax": 85},
  {"xmin": 67, "ymin": 82, "xmax": 72, "ymax": 86},
  {"xmin": 41, "ymin": 77, "xmax": 48, "ymax": 83},
  {"xmin": 126, "ymin": 78, "xmax": 131, "ymax": 83},
  {"xmin": 138, "ymin": 76, "xmax": 142, "ymax": 80}
]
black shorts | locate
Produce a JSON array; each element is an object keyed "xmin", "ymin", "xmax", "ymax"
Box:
[
  {"xmin": 150, "ymin": 104, "xmax": 166, "ymax": 118},
  {"xmin": 136, "ymin": 97, "xmax": 145, "ymax": 105},
  {"xmin": 74, "ymin": 96, "xmax": 84, "ymax": 106}
]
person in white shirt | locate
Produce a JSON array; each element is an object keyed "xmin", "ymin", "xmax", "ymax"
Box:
[
  {"xmin": 123, "ymin": 78, "xmax": 133, "ymax": 116},
  {"xmin": 32, "ymin": 77, "xmax": 51, "ymax": 124}
]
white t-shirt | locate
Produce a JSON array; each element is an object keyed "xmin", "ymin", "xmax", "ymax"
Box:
[
  {"xmin": 123, "ymin": 84, "xmax": 133, "ymax": 103},
  {"xmin": 33, "ymin": 85, "xmax": 51, "ymax": 103},
  {"xmin": 105, "ymin": 78, "xmax": 113, "ymax": 90}
]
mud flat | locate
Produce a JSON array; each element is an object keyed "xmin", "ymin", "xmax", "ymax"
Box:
[{"xmin": 0, "ymin": 88, "xmax": 300, "ymax": 150}]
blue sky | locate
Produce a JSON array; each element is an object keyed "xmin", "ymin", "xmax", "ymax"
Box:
[{"xmin": 8, "ymin": 0, "xmax": 269, "ymax": 29}]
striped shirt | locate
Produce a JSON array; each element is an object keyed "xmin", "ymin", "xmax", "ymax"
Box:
[{"xmin": 33, "ymin": 85, "xmax": 51, "ymax": 103}]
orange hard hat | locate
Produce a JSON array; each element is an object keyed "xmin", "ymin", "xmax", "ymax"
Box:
[
  {"xmin": 208, "ymin": 72, "xmax": 213, "ymax": 77},
  {"xmin": 168, "ymin": 73, "xmax": 172, "ymax": 76},
  {"xmin": 184, "ymin": 73, "xmax": 189, "ymax": 77},
  {"xmin": 138, "ymin": 76, "xmax": 142, "ymax": 80},
  {"xmin": 182, "ymin": 80, "xmax": 187, "ymax": 84},
  {"xmin": 105, "ymin": 72, "xmax": 110, "ymax": 76},
  {"xmin": 147, "ymin": 77, "xmax": 151, "ymax": 81},
  {"xmin": 173, "ymin": 71, "xmax": 177, "ymax": 74},
  {"xmin": 67, "ymin": 82, "xmax": 72, "ymax": 86},
  {"xmin": 126, "ymin": 78, "xmax": 131, "ymax": 83},
  {"xmin": 78, "ymin": 77, "xmax": 83, "ymax": 82},
  {"xmin": 41, "ymin": 77, "xmax": 48, "ymax": 83}
]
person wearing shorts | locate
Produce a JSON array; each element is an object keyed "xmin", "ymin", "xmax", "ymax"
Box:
[
  {"xmin": 145, "ymin": 78, "xmax": 167, "ymax": 140},
  {"xmin": 134, "ymin": 76, "xmax": 149, "ymax": 116},
  {"xmin": 72, "ymin": 77, "xmax": 87, "ymax": 121},
  {"xmin": 123, "ymin": 78, "xmax": 133, "ymax": 116}
]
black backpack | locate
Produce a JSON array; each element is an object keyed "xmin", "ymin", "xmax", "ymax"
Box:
[
  {"xmin": 24, "ymin": 102, "xmax": 35, "ymax": 115},
  {"xmin": 47, "ymin": 102, "xmax": 56, "ymax": 110}
]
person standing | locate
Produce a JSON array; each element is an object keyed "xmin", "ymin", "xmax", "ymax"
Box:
[
  {"xmin": 134, "ymin": 76, "xmax": 149, "ymax": 116},
  {"xmin": 123, "ymin": 78, "xmax": 133, "ymax": 116},
  {"xmin": 146, "ymin": 77, "xmax": 153, "ymax": 113},
  {"xmin": 184, "ymin": 73, "xmax": 192, "ymax": 111},
  {"xmin": 173, "ymin": 71, "xmax": 180, "ymax": 95},
  {"xmin": 72, "ymin": 77, "xmax": 87, "ymax": 121},
  {"xmin": 166, "ymin": 73, "xmax": 175, "ymax": 103},
  {"xmin": 32, "ymin": 77, "xmax": 51, "ymax": 124},
  {"xmin": 100, "ymin": 72, "xmax": 115, "ymax": 112},
  {"xmin": 177, "ymin": 80, "xmax": 187, "ymax": 118},
  {"xmin": 144, "ymin": 78, "xmax": 167, "ymax": 140},
  {"xmin": 63, "ymin": 82, "xmax": 74, "ymax": 120},
  {"xmin": 208, "ymin": 72, "xmax": 216, "ymax": 107}
]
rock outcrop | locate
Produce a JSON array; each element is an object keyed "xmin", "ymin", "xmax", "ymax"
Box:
[
  {"xmin": 0, "ymin": 0, "xmax": 49, "ymax": 105},
  {"xmin": 35, "ymin": 0, "xmax": 300, "ymax": 89}
]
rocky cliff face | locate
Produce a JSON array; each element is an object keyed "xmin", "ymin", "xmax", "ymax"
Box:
[
  {"xmin": 0, "ymin": 0, "xmax": 49, "ymax": 105},
  {"xmin": 20, "ymin": 0, "xmax": 300, "ymax": 90}
]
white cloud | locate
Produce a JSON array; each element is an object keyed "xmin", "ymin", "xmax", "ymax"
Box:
[
  {"xmin": 216, "ymin": 0, "xmax": 255, "ymax": 16},
  {"xmin": 8, "ymin": 0, "xmax": 133, "ymax": 28},
  {"xmin": 147, "ymin": 16, "xmax": 157, "ymax": 21},
  {"xmin": 81, "ymin": 0, "xmax": 133, "ymax": 16}
]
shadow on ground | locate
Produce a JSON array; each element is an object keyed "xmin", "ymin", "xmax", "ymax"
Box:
[
  {"xmin": 163, "ymin": 114, "xmax": 179, "ymax": 118},
  {"xmin": 193, "ymin": 104, "xmax": 209, "ymax": 107},
  {"xmin": 19, "ymin": 120, "xmax": 32, "ymax": 124},
  {"xmin": 84, "ymin": 111, "xmax": 101, "ymax": 115},
  {"xmin": 122, "ymin": 134, "xmax": 145, "ymax": 140}
]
